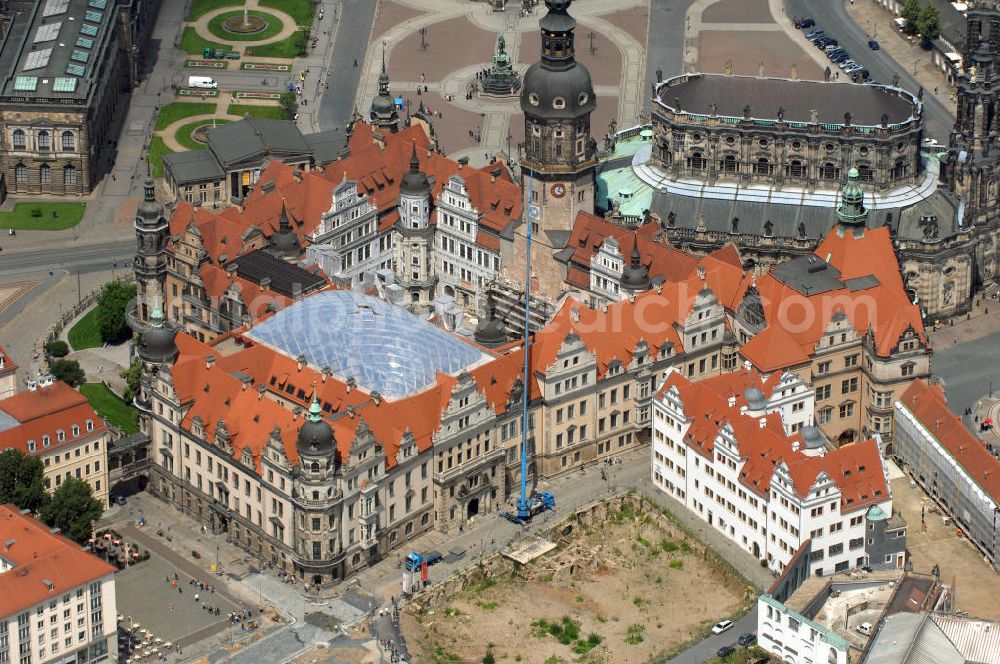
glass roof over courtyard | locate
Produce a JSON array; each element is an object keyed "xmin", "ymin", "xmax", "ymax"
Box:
[{"xmin": 246, "ymin": 291, "xmax": 487, "ymax": 399}]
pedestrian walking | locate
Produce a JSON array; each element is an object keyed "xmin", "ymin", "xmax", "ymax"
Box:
[
  {"xmin": 195, "ymin": 593, "xmax": 200, "ymax": 602},
  {"xmin": 169, "ymin": 602, "xmax": 173, "ymax": 612},
  {"xmin": 353, "ymin": 59, "xmax": 358, "ymax": 67}
]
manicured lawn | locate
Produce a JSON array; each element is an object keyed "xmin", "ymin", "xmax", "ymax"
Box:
[
  {"xmin": 147, "ymin": 137, "xmax": 172, "ymax": 178},
  {"xmin": 175, "ymin": 119, "xmax": 231, "ymax": 151},
  {"xmin": 207, "ymin": 11, "xmax": 285, "ymax": 41},
  {"xmin": 0, "ymin": 202, "xmax": 86, "ymax": 231},
  {"xmin": 261, "ymin": 0, "xmax": 315, "ymax": 26},
  {"xmin": 80, "ymin": 383, "xmax": 139, "ymax": 434},
  {"xmin": 67, "ymin": 308, "xmax": 102, "ymax": 351},
  {"xmin": 187, "ymin": 0, "xmax": 242, "ymax": 21},
  {"xmin": 245, "ymin": 31, "xmax": 304, "ymax": 59},
  {"xmin": 179, "ymin": 27, "xmax": 231, "ymax": 56},
  {"xmin": 226, "ymin": 104, "xmax": 287, "ymax": 120},
  {"xmin": 155, "ymin": 102, "xmax": 216, "ymax": 130}
]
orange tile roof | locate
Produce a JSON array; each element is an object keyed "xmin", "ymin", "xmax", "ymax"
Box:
[
  {"xmin": 739, "ymin": 324, "xmax": 813, "ymax": 372},
  {"xmin": 0, "ymin": 380, "xmax": 87, "ymax": 422},
  {"xmin": 899, "ymin": 379, "xmax": 1000, "ymax": 506},
  {"xmin": 659, "ymin": 370, "xmax": 889, "ymax": 509},
  {"xmin": 0, "ymin": 505, "xmax": 116, "ymax": 617}
]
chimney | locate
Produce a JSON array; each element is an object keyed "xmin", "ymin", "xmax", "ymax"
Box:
[
  {"xmin": 727, "ymin": 396, "xmax": 736, "ymax": 408},
  {"xmin": 257, "ymin": 384, "xmax": 266, "ymax": 400},
  {"xmin": 205, "ymin": 354, "xmax": 216, "ymax": 369},
  {"xmin": 241, "ymin": 374, "xmax": 253, "ymax": 390},
  {"xmin": 654, "ymin": 282, "xmax": 662, "ymax": 295},
  {"xmin": 296, "ymin": 354, "xmax": 306, "ymax": 371},
  {"xmin": 758, "ymin": 417, "xmax": 766, "ymax": 429},
  {"xmin": 292, "ymin": 169, "xmax": 302, "ymax": 182},
  {"xmin": 346, "ymin": 376, "xmax": 356, "ymax": 393},
  {"xmin": 292, "ymin": 405, "xmax": 302, "ymax": 421},
  {"xmin": 491, "ymin": 174, "xmax": 496, "ymax": 183},
  {"xmin": 697, "ymin": 265, "xmax": 706, "ymax": 281},
  {"xmin": 321, "ymin": 367, "xmax": 331, "ymax": 383},
  {"xmin": 260, "ymin": 277, "xmax": 272, "ymax": 292},
  {"xmin": 792, "ymin": 440, "xmax": 800, "ymax": 453},
  {"xmin": 570, "ymin": 307, "xmax": 580, "ymax": 322}
]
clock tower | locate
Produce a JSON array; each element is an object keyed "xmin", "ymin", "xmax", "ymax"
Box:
[{"xmin": 505, "ymin": 0, "xmax": 597, "ymax": 299}]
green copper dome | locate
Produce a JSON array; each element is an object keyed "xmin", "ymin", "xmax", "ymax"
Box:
[{"xmin": 836, "ymin": 167, "xmax": 867, "ymax": 226}]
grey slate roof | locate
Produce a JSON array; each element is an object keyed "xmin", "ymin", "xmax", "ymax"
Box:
[
  {"xmin": 658, "ymin": 74, "xmax": 918, "ymax": 125},
  {"xmin": 303, "ymin": 129, "xmax": 343, "ymax": 166},
  {"xmin": 862, "ymin": 613, "xmax": 964, "ymax": 664},
  {"xmin": 770, "ymin": 255, "xmax": 844, "ymax": 295},
  {"xmin": 229, "ymin": 249, "xmax": 326, "ymax": 298},
  {"xmin": 207, "ymin": 118, "xmax": 311, "ymax": 168},
  {"xmin": 162, "ymin": 149, "xmax": 225, "ymax": 186}
]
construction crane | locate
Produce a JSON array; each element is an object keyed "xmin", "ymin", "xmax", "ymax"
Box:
[{"xmin": 502, "ymin": 171, "xmax": 555, "ymax": 525}]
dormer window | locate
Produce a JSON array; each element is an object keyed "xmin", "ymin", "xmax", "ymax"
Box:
[
  {"xmin": 71, "ymin": 425, "xmax": 80, "ymax": 437},
  {"xmin": 528, "ymin": 93, "xmax": 539, "ymax": 106},
  {"xmin": 27, "ymin": 439, "xmax": 36, "ymax": 452},
  {"xmin": 57, "ymin": 430, "xmax": 65, "ymax": 442},
  {"xmin": 552, "ymin": 97, "xmax": 566, "ymax": 110},
  {"xmin": 86, "ymin": 419, "xmax": 94, "ymax": 432},
  {"xmin": 42, "ymin": 435, "xmax": 50, "ymax": 447}
]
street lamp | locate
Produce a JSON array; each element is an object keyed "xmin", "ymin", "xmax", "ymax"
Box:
[{"xmin": 588, "ymin": 31, "xmax": 596, "ymax": 55}]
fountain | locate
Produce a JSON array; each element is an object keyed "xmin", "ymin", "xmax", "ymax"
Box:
[
  {"xmin": 222, "ymin": 9, "xmax": 267, "ymax": 35},
  {"xmin": 481, "ymin": 34, "xmax": 521, "ymax": 97}
]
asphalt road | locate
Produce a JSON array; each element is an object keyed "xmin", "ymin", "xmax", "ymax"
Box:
[
  {"xmin": 0, "ymin": 239, "xmax": 135, "ymax": 277},
  {"xmin": 315, "ymin": 0, "xmax": 377, "ymax": 146},
  {"xmin": 645, "ymin": 0, "xmax": 698, "ymax": 113},
  {"xmin": 933, "ymin": 331, "xmax": 1000, "ymax": 427},
  {"xmin": 783, "ymin": 0, "xmax": 953, "ymax": 141},
  {"xmin": 665, "ymin": 607, "xmax": 758, "ymax": 664}
]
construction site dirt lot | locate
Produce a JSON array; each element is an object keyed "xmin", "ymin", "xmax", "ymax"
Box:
[
  {"xmin": 891, "ymin": 473, "xmax": 1000, "ymax": 621},
  {"xmin": 402, "ymin": 498, "xmax": 750, "ymax": 663}
]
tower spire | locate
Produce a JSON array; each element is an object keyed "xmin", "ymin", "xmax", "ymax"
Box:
[{"xmin": 836, "ymin": 167, "xmax": 868, "ymax": 226}]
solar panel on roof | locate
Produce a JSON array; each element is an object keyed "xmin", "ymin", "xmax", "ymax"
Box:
[
  {"xmin": 24, "ymin": 48, "xmax": 53, "ymax": 71},
  {"xmin": 84, "ymin": 10, "xmax": 102, "ymax": 22},
  {"xmin": 42, "ymin": 0, "xmax": 69, "ymax": 17},
  {"xmin": 76, "ymin": 37, "xmax": 93, "ymax": 49},
  {"xmin": 34, "ymin": 22, "xmax": 62, "ymax": 43},
  {"xmin": 88, "ymin": 0, "xmax": 107, "ymax": 7},
  {"xmin": 52, "ymin": 77, "xmax": 77, "ymax": 92},
  {"xmin": 65, "ymin": 63, "xmax": 85, "ymax": 76},
  {"xmin": 13, "ymin": 76, "xmax": 38, "ymax": 91},
  {"xmin": 79, "ymin": 24, "xmax": 98, "ymax": 37},
  {"xmin": 70, "ymin": 50, "xmax": 89, "ymax": 63}
]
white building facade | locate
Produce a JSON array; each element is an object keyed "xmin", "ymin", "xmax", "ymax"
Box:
[
  {"xmin": 652, "ymin": 368, "xmax": 897, "ymax": 576},
  {"xmin": 757, "ymin": 594, "xmax": 849, "ymax": 664}
]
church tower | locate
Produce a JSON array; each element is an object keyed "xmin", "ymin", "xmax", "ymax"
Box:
[
  {"xmin": 369, "ymin": 45, "xmax": 400, "ymax": 133},
  {"xmin": 945, "ymin": 0, "xmax": 1000, "ymax": 225},
  {"xmin": 133, "ymin": 169, "xmax": 169, "ymax": 323},
  {"xmin": 393, "ymin": 144, "xmax": 436, "ymax": 308},
  {"xmin": 511, "ymin": 0, "xmax": 597, "ymax": 298}
]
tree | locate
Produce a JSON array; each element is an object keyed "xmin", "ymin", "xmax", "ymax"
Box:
[
  {"xmin": 41, "ymin": 478, "xmax": 103, "ymax": 545},
  {"xmin": 279, "ymin": 92, "xmax": 297, "ymax": 120},
  {"xmin": 44, "ymin": 339, "xmax": 69, "ymax": 358},
  {"xmin": 0, "ymin": 449, "xmax": 48, "ymax": 513},
  {"xmin": 293, "ymin": 30, "xmax": 308, "ymax": 57},
  {"xmin": 482, "ymin": 649, "xmax": 496, "ymax": 664},
  {"xmin": 901, "ymin": 0, "xmax": 921, "ymax": 34},
  {"xmin": 916, "ymin": 3, "xmax": 941, "ymax": 42},
  {"xmin": 96, "ymin": 281, "xmax": 136, "ymax": 344},
  {"xmin": 120, "ymin": 359, "xmax": 142, "ymax": 403},
  {"xmin": 50, "ymin": 359, "xmax": 85, "ymax": 387}
]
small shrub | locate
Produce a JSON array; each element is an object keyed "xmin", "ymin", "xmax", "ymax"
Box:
[
  {"xmin": 670, "ymin": 559, "xmax": 684, "ymax": 570},
  {"xmin": 30, "ymin": 207, "xmax": 42, "ymax": 217},
  {"xmin": 443, "ymin": 607, "xmax": 461, "ymax": 617},
  {"xmin": 624, "ymin": 624, "xmax": 645, "ymax": 645},
  {"xmin": 575, "ymin": 595, "xmax": 584, "ymax": 604},
  {"xmin": 661, "ymin": 538, "xmax": 679, "ymax": 553}
]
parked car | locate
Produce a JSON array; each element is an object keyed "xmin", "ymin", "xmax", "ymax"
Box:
[
  {"xmin": 794, "ymin": 17, "xmax": 816, "ymax": 29},
  {"xmin": 712, "ymin": 620, "xmax": 735, "ymax": 635},
  {"xmin": 829, "ymin": 51, "xmax": 849, "ymax": 62},
  {"xmin": 819, "ymin": 39, "xmax": 840, "ymax": 49},
  {"xmin": 844, "ymin": 64, "xmax": 864, "ymax": 74},
  {"xmin": 868, "ymin": 38, "xmax": 880, "ymax": 50},
  {"xmin": 856, "ymin": 622, "xmax": 874, "ymax": 636},
  {"xmin": 824, "ymin": 43, "xmax": 842, "ymax": 52},
  {"xmin": 717, "ymin": 645, "xmax": 736, "ymax": 657},
  {"xmin": 112, "ymin": 495, "xmax": 126, "ymax": 506},
  {"xmin": 738, "ymin": 632, "xmax": 757, "ymax": 646},
  {"xmin": 805, "ymin": 29, "xmax": 826, "ymax": 39}
]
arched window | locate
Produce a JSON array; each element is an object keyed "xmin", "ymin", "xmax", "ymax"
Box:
[
  {"xmin": 753, "ymin": 158, "xmax": 772, "ymax": 176},
  {"xmin": 12, "ymin": 129, "xmax": 25, "ymax": 150},
  {"xmin": 86, "ymin": 419, "xmax": 94, "ymax": 431},
  {"xmin": 14, "ymin": 163, "xmax": 26, "ymax": 183},
  {"xmin": 64, "ymin": 165, "xmax": 76, "ymax": 186},
  {"xmin": 721, "ymin": 155, "xmax": 737, "ymax": 172},
  {"xmin": 688, "ymin": 151, "xmax": 705, "ymax": 171},
  {"xmin": 61, "ymin": 130, "xmax": 75, "ymax": 151},
  {"xmin": 37, "ymin": 130, "xmax": 50, "ymax": 151},
  {"xmin": 310, "ymin": 461, "xmax": 320, "ymax": 473},
  {"xmin": 788, "ymin": 160, "xmax": 804, "ymax": 178},
  {"xmin": 891, "ymin": 158, "xmax": 907, "ymax": 180},
  {"xmin": 27, "ymin": 440, "xmax": 36, "ymax": 452},
  {"xmin": 39, "ymin": 163, "xmax": 51, "ymax": 184},
  {"xmin": 72, "ymin": 425, "xmax": 80, "ymax": 436},
  {"xmin": 857, "ymin": 164, "xmax": 874, "ymax": 182},
  {"xmin": 820, "ymin": 163, "xmax": 839, "ymax": 180},
  {"xmin": 57, "ymin": 429, "xmax": 65, "ymax": 442}
]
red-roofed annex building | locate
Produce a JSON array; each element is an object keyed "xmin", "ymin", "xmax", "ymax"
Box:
[
  {"xmin": 653, "ymin": 369, "xmax": 905, "ymax": 576},
  {"xmin": 894, "ymin": 380, "xmax": 1000, "ymax": 571},
  {"xmin": 0, "ymin": 378, "xmax": 111, "ymax": 507},
  {"xmin": 0, "ymin": 505, "xmax": 118, "ymax": 664}
]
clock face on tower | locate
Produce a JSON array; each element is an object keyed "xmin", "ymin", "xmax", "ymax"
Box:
[{"xmin": 550, "ymin": 183, "xmax": 567, "ymax": 198}]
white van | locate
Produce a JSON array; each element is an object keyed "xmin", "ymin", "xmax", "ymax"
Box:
[
  {"xmin": 188, "ymin": 76, "xmax": 218, "ymax": 89},
  {"xmin": 856, "ymin": 622, "xmax": 873, "ymax": 636}
]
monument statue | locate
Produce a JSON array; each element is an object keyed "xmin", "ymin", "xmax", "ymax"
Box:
[{"xmin": 482, "ymin": 33, "xmax": 521, "ymax": 96}]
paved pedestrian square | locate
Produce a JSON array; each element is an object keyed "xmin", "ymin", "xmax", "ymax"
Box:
[{"xmin": 115, "ymin": 551, "xmax": 239, "ymax": 643}]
